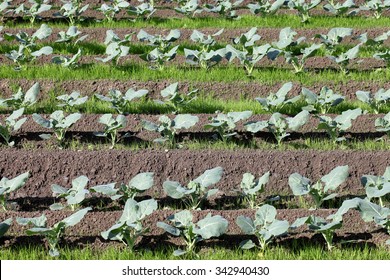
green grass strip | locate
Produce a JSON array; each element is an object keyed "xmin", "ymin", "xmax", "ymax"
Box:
[
  {"xmin": 5, "ymin": 14, "xmax": 390, "ymax": 29},
  {"xmin": 1, "ymin": 64, "xmax": 390, "ymax": 85}
]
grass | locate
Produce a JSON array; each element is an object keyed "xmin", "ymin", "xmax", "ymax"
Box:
[
  {"xmin": 1, "ymin": 242, "xmax": 389, "ymax": 260},
  {"xmin": 5, "ymin": 14, "xmax": 390, "ymax": 29},
  {"xmin": 1, "ymin": 64, "xmax": 390, "ymax": 85}
]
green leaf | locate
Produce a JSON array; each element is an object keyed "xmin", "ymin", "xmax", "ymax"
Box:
[
  {"xmin": 193, "ymin": 167, "xmax": 223, "ymax": 188},
  {"xmin": 171, "ymin": 210, "xmax": 193, "ymax": 228},
  {"xmin": 129, "ymin": 172, "xmax": 154, "ymax": 191},
  {"xmin": 137, "ymin": 199, "xmax": 157, "ymax": 220},
  {"xmin": 289, "ymin": 173, "xmax": 311, "ymax": 196},
  {"xmin": 194, "ymin": 215, "xmax": 228, "ymax": 239},
  {"xmin": 255, "ymin": 204, "xmax": 277, "ymax": 225},
  {"xmin": 173, "ymin": 114, "xmax": 199, "ymax": 129},
  {"xmin": 236, "ymin": 216, "xmax": 255, "ymax": 234},
  {"xmin": 59, "ymin": 207, "xmax": 91, "ymax": 227},
  {"xmin": 287, "ymin": 110, "xmax": 309, "ymax": 131},
  {"xmin": 239, "ymin": 239, "xmax": 256, "ymax": 250},
  {"xmin": 163, "ymin": 181, "xmax": 186, "ymax": 199},
  {"xmin": 321, "ymin": 165, "xmax": 349, "ymax": 192},
  {"xmin": 3, "ymin": 172, "xmax": 29, "ymax": 193},
  {"xmin": 0, "ymin": 218, "xmax": 12, "ymax": 237}
]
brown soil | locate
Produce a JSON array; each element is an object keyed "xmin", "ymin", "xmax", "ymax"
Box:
[
  {"xmin": 0, "ymin": 209, "xmax": 388, "ymax": 249},
  {"xmin": 0, "ymin": 148, "xmax": 389, "ymax": 199},
  {"xmin": 1, "ymin": 78, "xmax": 389, "ymax": 101}
]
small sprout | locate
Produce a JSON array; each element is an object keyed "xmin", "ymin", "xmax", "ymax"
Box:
[
  {"xmin": 288, "ymin": 165, "xmax": 349, "ymax": 209},
  {"xmin": 142, "ymin": 114, "xmax": 199, "ymax": 147},
  {"xmin": 0, "ymin": 82, "xmax": 40, "ymax": 109},
  {"xmin": 255, "ymin": 82, "xmax": 300, "ymax": 112},
  {"xmin": 94, "ymin": 114, "xmax": 128, "ymax": 149},
  {"xmin": 92, "ymin": 172, "xmax": 154, "ymax": 201},
  {"xmin": 14, "ymin": 0, "xmax": 52, "ymax": 26},
  {"xmin": 237, "ymin": 204, "xmax": 289, "ymax": 251},
  {"xmin": 356, "ymin": 88, "xmax": 390, "ymax": 114},
  {"xmin": 287, "ymin": 0, "xmax": 321, "ymax": 22},
  {"xmin": 247, "ymin": 0, "xmax": 284, "ymax": 16},
  {"xmin": 102, "ymin": 198, "xmax": 157, "ymax": 250},
  {"xmin": 156, "ymin": 82, "xmax": 198, "ymax": 113},
  {"xmin": 33, "ymin": 110, "xmax": 82, "ymax": 147},
  {"xmin": 291, "ymin": 215, "xmax": 343, "ymax": 251},
  {"xmin": 95, "ymin": 87, "xmax": 148, "ymax": 114},
  {"xmin": 0, "ymin": 218, "xmax": 12, "ymax": 238},
  {"xmin": 97, "ymin": 0, "xmax": 130, "ymax": 22},
  {"xmin": 301, "ymin": 86, "xmax": 345, "ymax": 114},
  {"xmin": 317, "ymin": 108, "xmax": 362, "ymax": 143},
  {"xmin": 205, "ymin": 111, "xmax": 252, "ymax": 142},
  {"xmin": 17, "ymin": 208, "xmax": 91, "ymax": 257},
  {"xmin": 157, "ymin": 210, "xmax": 228, "ymax": 258},
  {"xmin": 0, "ymin": 172, "xmax": 29, "ymax": 211},
  {"xmin": 0, "ymin": 108, "xmax": 27, "ymax": 146},
  {"xmin": 163, "ymin": 166, "xmax": 223, "ymax": 210},
  {"xmin": 55, "ymin": 26, "xmax": 88, "ymax": 46},
  {"xmin": 138, "ymin": 29, "xmax": 180, "ymax": 70},
  {"xmin": 238, "ymin": 172, "xmax": 270, "ymax": 209},
  {"xmin": 56, "ymin": 91, "xmax": 88, "ymax": 112},
  {"xmin": 50, "ymin": 175, "xmax": 90, "ymax": 211},
  {"xmin": 245, "ymin": 110, "xmax": 310, "ymax": 146},
  {"xmin": 52, "ymin": 48, "xmax": 83, "ymax": 69},
  {"xmin": 361, "ymin": 166, "xmax": 390, "ymax": 207}
]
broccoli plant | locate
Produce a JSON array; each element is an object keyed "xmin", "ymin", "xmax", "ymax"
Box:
[
  {"xmin": 0, "ymin": 82, "xmax": 40, "ymax": 109},
  {"xmin": 245, "ymin": 110, "xmax": 310, "ymax": 146},
  {"xmin": 0, "ymin": 172, "xmax": 30, "ymax": 211},
  {"xmin": 52, "ymin": 48, "xmax": 83, "ymax": 69},
  {"xmin": 94, "ymin": 114, "xmax": 129, "ymax": 148},
  {"xmin": 286, "ymin": 43, "xmax": 323, "ymax": 73},
  {"xmin": 291, "ymin": 214, "xmax": 343, "ymax": 251},
  {"xmin": 225, "ymin": 27, "xmax": 276, "ymax": 76},
  {"xmin": 184, "ymin": 29, "xmax": 226, "ymax": 70},
  {"xmin": 156, "ymin": 82, "xmax": 198, "ymax": 113},
  {"xmin": 361, "ymin": 167, "xmax": 390, "ymax": 207},
  {"xmin": 91, "ymin": 172, "xmax": 154, "ymax": 201},
  {"xmin": 301, "ymin": 86, "xmax": 345, "ymax": 114},
  {"xmin": 157, "ymin": 210, "xmax": 228, "ymax": 257},
  {"xmin": 288, "ymin": 165, "xmax": 349, "ymax": 209},
  {"xmin": 95, "ymin": 87, "xmax": 148, "ymax": 114},
  {"xmin": 237, "ymin": 204, "xmax": 289, "ymax": 251},
  {"xmin": 138, "ymin": 29, "xmax": 180, "ymax": 70},
  {"xmin": 102, "ymin": 198, "xmax": 157, "ymax": 250},
  {"xmin": 315, "ymin": 28, "xmax": 353, "ymax": 55},
  {"xmin": 317, "ymin": 108, "xmax": 362, "ymax": 143},
  {"xmin": 238, "ymin": 172, "xmax": 270, "ymax": 209},
  {"xmin": 55, "ymin": 0, "xmax": 89, "ymax": 25},
  {"xmin": 375, "ymin": 112, "xmax": 390, "ymax": 137},
  {"xmin": 127, "ymin": 0, "xmax": 156, "ymax": 20},
  {"xmin": 16, "ymin": 208, "xmax": 91, "ymax": 257},
  {"xmin": 4, "ymin": 24, "xmax": 53, "ymax": 70},
  {"xmin": 328, "ymin": 44, "xmax": 361, "ymax": 74},
  {"xmin": 97, "ymin": 0, "xmax": 130, "ymax": 22},
  {"xmin": 174, "ymin": 0, "xmax": 203, "ymax": 17},
  {"xmin": 96, "ymin": 30, "xmax": 132, "ymax": 66},
  {"xmin": 356, "ymin": 88, "xmax": 390, "ymax": 113},
  {"xmin": 255, "ymin": 82, "xmax": 300, "ymax": 112},
  {"xmin": 323, "ymin": 0, "xmax": 357, "ymax": 15},
  {"xmin": 55, "ymin": 26, "xmax": 88, "ymax": 46},
  {"xmin": 373, "ymin": 48, "xmax": 390, "ymax": 68},
  {"xmin": 33, "ymin": 110, "xmax": 82, "ymax": 147},
  {"xmin": 359, "ymin": 0, "xmax": 390, "ymax": 19},
  {"xmin": 203, "ymin": 0, "xmax": 243, "ymax": 20},
  {"xmin": 56, "ymin": 91, "xmax": 88, "ymax": 112},
  {"xmin": 14, "ymin": 0, "xmax": 52, "ymax": 26},
  {"xmin": 0, "ymin": 218, "xmax": 12, "ymax": 238},
  {"xmin": 287, "ymin": 0, "xmax": 321, "ymax": 22},
  {"xmin": 247, "ymin": 0, "xmax": 285, "ymax": 16},
  {"xmin": 0, "ymin": 1, "xmax": 12, "ymax": 23},
  {"xmin": 141, "ymin": 114, "xmax": 199, "ymax": 147},
  {"xmin": 163, "ymin": 167, "xmax": 223, "ymax": 210},
  {"xmin": 0, "ymin": 108, "xmax": 27, "ymax": 146},
  {"xmin": 50, "ymin": 175, "xmax": 89, "ymax": 211},
  {"xmin": 205, "ymin": 111, "xmax": 252, "ymax": 142},
  {"xmin": 357, "ymin": 199, "xmax": 390, "ymax": 235}
]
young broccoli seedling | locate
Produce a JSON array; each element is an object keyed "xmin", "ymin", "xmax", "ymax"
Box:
[
  {"xmin": 0, "ymin": 108, "xmax": 27, "ymax": 146},
  {"xmin": 238, "ymin": 172, "xmax": 270, "ymax": 209},
  {"xmin": 157, "ymin": 210, "xmax": 228, "ymax": 258},
  {"xmin": 94, "ymin": 114, "xmax": 129, "ymax": 148},
  {"xmin": 0, "ymin": 172, "xmax": 29, "ymax": 211}
]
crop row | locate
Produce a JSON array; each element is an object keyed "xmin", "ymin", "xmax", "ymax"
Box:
[
  {"xmin": 3, "ymin": 25, "xmax": 390, "ymax": 74},
  {"xmin": 1, "ymin": 0, "xmax": 390, "ymax": 25},
  {"xmin": 1, "ymin": 164, "xmax": 390, "ymax": 257}
]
